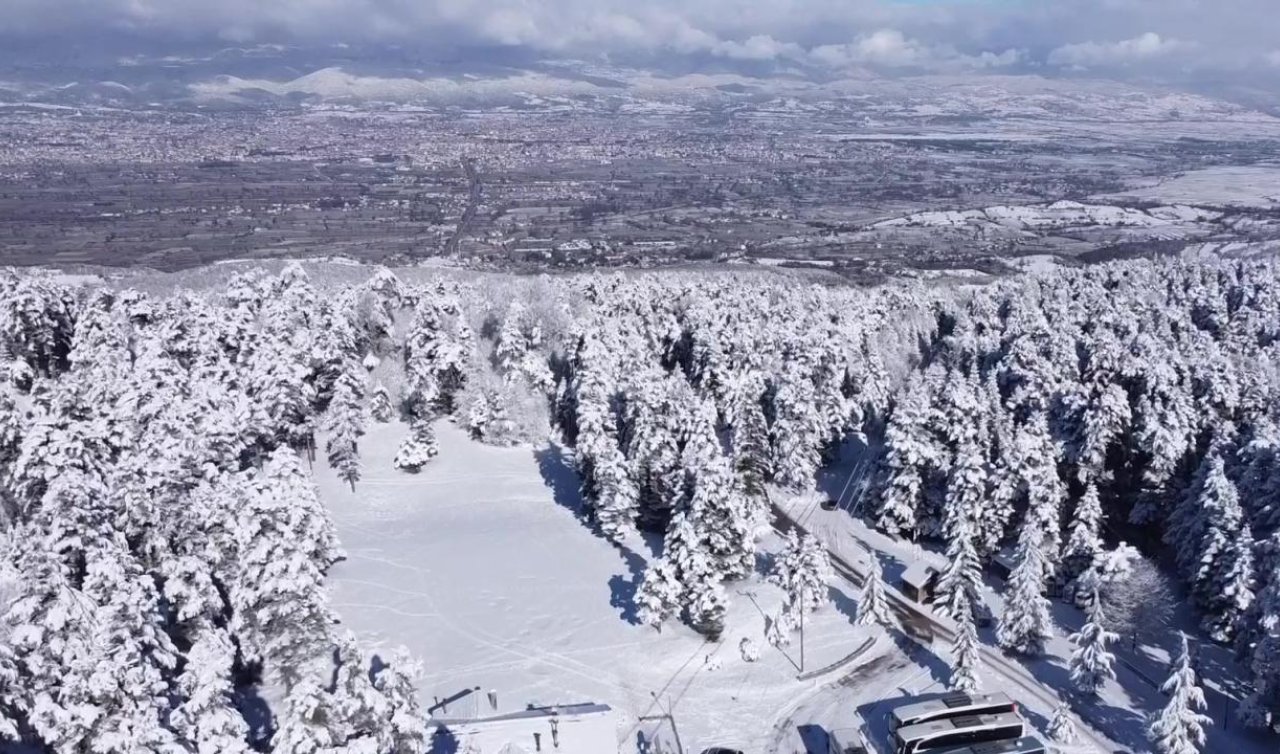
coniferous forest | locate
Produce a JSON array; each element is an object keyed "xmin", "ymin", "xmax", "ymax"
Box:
[{"xmin": 3, "ymin": 257, "xmax": 1280, "ymax": 750}]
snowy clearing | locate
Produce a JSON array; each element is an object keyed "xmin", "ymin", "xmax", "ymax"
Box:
[{"xmin": 315, "ymin": 422, "xmax": 884, "ymax": 753}]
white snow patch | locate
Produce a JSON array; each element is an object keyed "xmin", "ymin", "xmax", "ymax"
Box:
[
  {"xmin": 313, "ymin": 422, "xmax": 882, "ymax": 753},
  {"xmin": 1098, "ymin": 166, "xmax": 1280, "ymax": 208}
]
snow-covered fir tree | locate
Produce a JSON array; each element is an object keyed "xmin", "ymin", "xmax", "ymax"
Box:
[
  {"xmin": 998, "ymin": 510, "xmax": 1054, "ymax": 656},
  {"xmin": 1063, "ymin": 482, "xmax": 1104, "ymax": 581},
  {"xmin": 768, "ymin": 530, "xmax": 833, "ymax": 627},
  {"xmin": 591, "ymin": 436, "xmax": 640, "ymax": 542},
  {"xmin": 323, "ymin": 360, "xmax": 366, "ymax": 490},
  {"xmin": 369, "ymin": 380, "xmax": 395, "ymax": 423},
  {"xmin": 856, "ymin": 559, "xmax": 897, "ymax": 629},
  {"xmin": 934, "ymin": 440, "xmax": 985, "ymax": 622},
  {"xmin": 1148, "ymin": 635, "xmax": 1212, "ymax": 754},
  {"xmin": 1047, "ymin": 704, "xmax": 1078, "ymax": 750},
  {"xmin": 1068, "ymin": 586, "xmax": 1118, "ymax": 695},
  {"xmin": 636, "ymin": 559, "xmax": 684, "ymax": 631},
  {"xmin": 949, "ymin": 588, "xmax": 983, "ymax": 693},
  {"xmin": 373, "ymin": 647, "xmax": 428, "ymax": 754},
  {"xmin": 171, "ymin": 625, "xmax": 253, "ymax": 754},
  {"xmin": 731, "ymin": 382, "xmax": 772, "ymax": 500},
  {"xmin": 394, "ymin": 418, "xmax": 439, "ymax": 473}
]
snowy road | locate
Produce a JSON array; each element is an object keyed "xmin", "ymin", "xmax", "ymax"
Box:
[{"xmin": 771, "ymin": 495, "xmax": 1121, "ymax": 754}]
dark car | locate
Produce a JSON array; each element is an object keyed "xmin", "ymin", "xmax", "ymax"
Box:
[
  {"xmin": 820, "ymin": 496, "xmax": 839, "ymax": 511},
  {"xmin": 701, "ymin": 748, "xmax": 745, "ymax": 754}
]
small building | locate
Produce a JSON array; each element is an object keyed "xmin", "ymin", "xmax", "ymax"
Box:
[
  {"xmin": 431, "ymin": 702, "xmax": 618, "ymax": 754},
  {"xmin": 989, "ymin": 547, "xmax": 1018, "ymax": 582},
  {"xmin": 901, "ymin": 563, "xmax": 940, "ymax": 604}
]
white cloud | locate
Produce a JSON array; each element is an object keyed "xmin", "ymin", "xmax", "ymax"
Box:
[
  {"xmin": 1268, "ymin": 51, "xmax": 1280, "ymax": 67},
  {"xmin": 3, "ymin": 0, "xmax": 1280, "ymax": 85},
  {"xmin": 811, "ymin": 29, "xmax": 934, "ymax": 68},
  {"xmin": 710, "ymin": 34, "xmax": 802, "ymax": 62},
  {"xmin": 810, "ymin": 29, "xmax": 1021, "ymax": 71},
  {"xmin": 1048, "ymin": 32, "xmax": 1189, "ymax": 68}
]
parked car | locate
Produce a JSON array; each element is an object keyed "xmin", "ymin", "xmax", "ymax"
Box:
[{"xmin": 701, "ymin": 748, "xmax": 745, "ymax": 754}]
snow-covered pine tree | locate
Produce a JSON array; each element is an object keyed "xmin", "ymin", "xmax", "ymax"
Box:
[
  {"xmin": 0, "ymin": 644, "xmax": 18, "ymax": 743},
  {"xmin": 1047, "ymin": 704, "xmax": 1079, "ymax": 750},
  {"xmin": 684, "ymin": 566, "xmax": 729, "ymax": 640},
  {"xmin": 998, "ymin": 511, "xmax": 1054, "ymax": 655},
  {"xmin": 731, "ymin": 383, "xmax": 772, "ymax": 500},
  {"xmin": 1014, "ymin": 411, "xmax": 1066, "ymax": 562},
  {"xmin": 494, "ymin": 302, "xmax": 535, "ymax": 381},
  {"xmin": 394, "ymin": 418, "xmax": 439, "ymax": 473},
  {"xmin": 950, "ymin": 588, "xmax": 982, "ymax": 693},
  {"xmin": 466, "ymin": 389, "xmax": 493, "ymax": 440},
  {"xmin": 875, "ymin": 374, "xmax": 941, "ymax": 538},
  {"xmin": 330, "ymin": 633, "xmax": 395, "ymax": 750},
  {"xmin": 1239, "ymin": 536, "xmax": 1280, "ymax": 728},
  {"xmin": 1148, "ymin": 635, "xmax": 1212, "ymax": 754},
  {"xmin": 74, "ymin": 543, "xmax": 182, "ymax": 754},
  {"xmin": 171, "ymin": 624, "xmax": 253, "ymax": 754},
  {"xmin": 1063, "ymin": 482, "xmax": 1105, "ymax": 582},
  {"xmin": 686, "ymin": 450, "xmax": 758, "ymax": 582},
  {"xmin": 771, "ymin": 358, "xmax": 825, "ymax": 491},
  {"xmin": 1077, "ymin": 381, "xmax": 1131, "ymax": 485},
  {"xmin": 323, "ymin": 361, "xmax": 366, "ymax": 491},
  {"xmin": 636, "ymin": 559, "xmax": 684, "ymax": 631},
  {"xmin": 271, "ymin": 676, "xmax": 340, "ymax": 754},
  {"xmin": 1068, "ymin": 586, "xmax": 1118, "ymax": 695},
  {"xmin": 2, "ymin": 528, "xmax": 98, "ymax": 748},
  {"xmin": 766, "ymin": 609, "xmax": 792, "ymax": 648},
  {"xmin": 592, "ymin": 436, "xmax": 640, "ymax": 542},
  {"xmin": 625, "ymin": 376, "xmax": 683, "ymax": 532},
  {"xmin": 247, "ymin": 329, "xmax": 318, "ymax": 454},
  {"xmin": 667, "ymin": 511, "xmax": 730, "ymax": 638},
  {"xmin": 1203, "ymin": 523, "xmax": 1255, "ymax": 643},
  {"xmin": 369, "ymin": 380, "xmax": 395, "ymax": 423},
  {"xmin": 231, "ymin": 452, "xmax": 338, "ymax": 688},
  {"xmin": 768, "ymin": 530, "xmax": 833, "ymax": 626},
  {"xmin": 934, "ymin": 438, "xmax": 985, "ymax": 621},
  {"xmin": 856, "ymin": 559, "xmax": 897, "ymax": 629},
  {"xmin": 1186, "ymin": 459, "xmax": 1251, "ymax": 637},
  {"xmin": 372, "ymin": 648, "xmax": 428, "ymax": 754}
]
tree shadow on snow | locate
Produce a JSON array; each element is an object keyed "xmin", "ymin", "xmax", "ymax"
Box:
[
  {"xmin": 870, "ymin": 549, "xmax": 908, "ymax": 589},
  {"xmin": 533, "ymin": 444, "xmax": 650, "ymax": 627},
  {"xmin": 828, "ymin": 584, "xmax": 861, "ymax": 627},
  {"xmin": 755, "ymin": 548, "xmax": 777, "ymax": 578},
  {"xmin": 1019, "ymin": 656, "xmax": 1150, "ymax": 752},
  {"xmin": 429, "ymin": 725, "xmax": 461, "ymax": 754},
  {"xmin": 888, "ymin": 629, "xmax": 950, "ymax": 689},
  {"xmin": 534, "ymin": 443, "xmax": 587, "ymax": 517},
  {"xmin": 233, "ymin": 683, "xmax": 275, "ymax": 748},
  {"xmin": 609, "ymin": 560, "xmax": 646, "ymax": 626}
]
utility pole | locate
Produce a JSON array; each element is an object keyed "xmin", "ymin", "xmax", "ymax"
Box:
[{"xmin": 799, "ymin": 581, "xmax": 805, "ymax": 673}]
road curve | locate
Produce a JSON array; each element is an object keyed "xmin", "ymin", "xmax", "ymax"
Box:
[{"xmin": 769, "ymin": 498, "xmax": 1118, "ymax": 754}]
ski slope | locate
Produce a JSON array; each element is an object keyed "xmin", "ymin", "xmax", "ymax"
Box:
[{"xmin": 313, "ymin": 421, "xmax": 885, "ymax": 752}]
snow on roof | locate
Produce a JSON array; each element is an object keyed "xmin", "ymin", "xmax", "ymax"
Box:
[{"xmin": 901, "ymin": 562, "xmax": 938, "ymax": 588}]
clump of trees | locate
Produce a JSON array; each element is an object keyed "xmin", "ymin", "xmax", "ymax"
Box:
[
  {"xmin": 0, "ymin": 265, "xmax": 428, "ymax": 752},
  {"xmin": 8, "ymin": 254, "xmax": 1280, "ymax": 747}
]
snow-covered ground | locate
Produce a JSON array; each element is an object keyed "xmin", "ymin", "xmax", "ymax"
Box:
[
  {"xmin": 872, "ymin": 200, "xmax": 1219, "ymax": 232},
  {"xmin": 313, "ymin": 422, "xmax": 887, "ymax": 753},
  {"xmin": 782, "ymin": 459, "xmax": 1280, "ymax": 754},
  {"xmin": 1097, "ymin": 166, "xmax": 1280, "ymax": 208}
]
